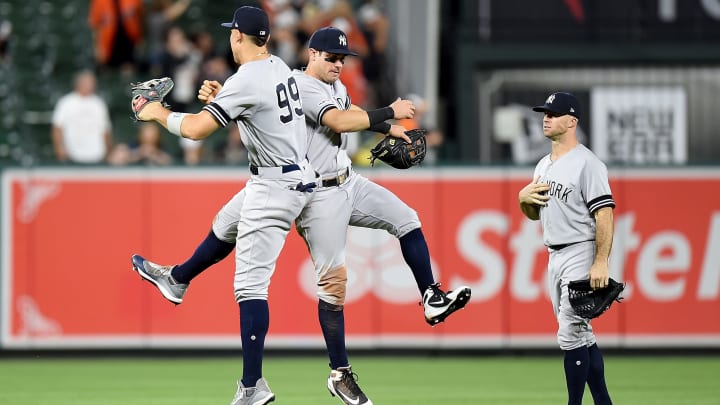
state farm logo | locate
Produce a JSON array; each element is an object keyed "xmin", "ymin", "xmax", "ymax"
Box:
[{"xmin": 296, "ymin": 209, "xmax": 720, "ymax": 304}]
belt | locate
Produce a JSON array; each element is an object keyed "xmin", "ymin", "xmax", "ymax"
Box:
[
  {"xmin": 249, "ymin": 163, "xmax": 300, "ymax": 175},
  {"xmin": 548, "ymin": 240, "xmax": 593, "ymax": 250},
  {"xmin": 320, "ymin": 167, "xmax": 350, "ymax": 187}
]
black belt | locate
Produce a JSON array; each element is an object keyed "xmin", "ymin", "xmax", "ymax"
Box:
[
  {"xmin": 249, "ymin": 163, "xmax": 300, "ymax": 175},
  {"xmin": 321, "ymin": 167, "xmax": 350, "ymax": 187},
  {"xmin": 548, "ymin": 240, "xmax": 593, "ymax": 250}
]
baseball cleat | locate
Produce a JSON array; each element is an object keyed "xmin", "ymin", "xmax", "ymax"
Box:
[
  {"xmin": 231, "ymin": 378, "xmax": 275, "ymax": 405},
  {"xmin": 327, "ymin": 366, "xmax": 372, "ymax": 405},
  {"xmin": 422, "ymin": 283, "xmax": 472, "ymax": 326},
  {"xmin": 131, "ymin": 254, "xmax": 187, "ymax": 304}
]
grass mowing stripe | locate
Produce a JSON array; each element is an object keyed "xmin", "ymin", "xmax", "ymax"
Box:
[{"xmin": 0, "ymin": 355, "xmax": 718, "ymax": 404}]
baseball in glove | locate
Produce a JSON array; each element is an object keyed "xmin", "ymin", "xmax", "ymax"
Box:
[
  {"xmin": 130, "ymin": 77, "xmax": 174, "ymax": 121},
  {"xmin": 568, "ymin": 278, "xmax": 625, "ymax": 319},
  {"xmin": 369, "ymin": 128, "xmax": 427, "ymax": 169}
]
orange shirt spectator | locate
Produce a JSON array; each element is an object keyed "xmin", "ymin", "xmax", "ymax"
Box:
[{"xmin": 89, "ymin": 0, "xmax": 144, "ymax": 67}]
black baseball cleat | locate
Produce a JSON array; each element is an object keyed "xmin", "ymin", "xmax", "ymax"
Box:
[
  {"xmin": 422, "ymin": 283, "xmax": 472, "ymax": 326},
  {"xmin": 327, "ymin": 366, "xmax": 372, "ymax": 405},
  {"xmin": 131, "ymin": 254, "xmax": 187, "ymax": 304}
]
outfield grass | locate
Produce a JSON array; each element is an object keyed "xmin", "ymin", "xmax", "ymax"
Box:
[{"xmin": 0, "ymin": 354, "xmax": 718, "ymax": 404}]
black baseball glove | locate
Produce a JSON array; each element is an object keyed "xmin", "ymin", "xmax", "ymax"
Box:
[
  {"xmin": 369, "ymin": 128, "xmax": 427, "ymax": 169},
  {"xmin": 130, "ymin": 77, "xmax": 174, "ymax": 121},
  {"xmin": 568, "ymin": 278, "xmax": 625, "ymax": 319}
]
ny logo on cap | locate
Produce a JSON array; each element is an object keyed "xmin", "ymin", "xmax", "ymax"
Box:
[
  {"xmin": 339, "ymin": 35, "xmax": 347, "ymax": 46},
  {"xmin": 546, "ymin": 94, "xmax": 555, "ymax": 104},
  {"xmin": 259, "ymin": 30, "xmax": 266, "ymax": 36}
]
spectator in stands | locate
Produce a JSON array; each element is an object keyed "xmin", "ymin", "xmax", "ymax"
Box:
[
  {"xmin": 299, "ymin": 0, "xmax": 370, "ymax": 106},
  {"xmin": 192, "ymin": 29, "xmax": 233, "ymax": 88},
  {"xmin": 88, "ymin": 0, "xmax": 144, "ymax": 73},
  {"xmin": 162, "ymin": 26, "xmax": 201, "ymax": 112},
  {"xmin": 357, "ymin": 0, "xmax": 394, "ymax": 106},
  {"xmin": 161, "ymin": 26, "xmax": 203, "ymax": 164},
  {"xmin": 146, "ymin": 0, "xmax": 193, "ymax": 75},
  {"xmin": 51, "ymin": 70, "xmax": 113, "ymax": 164},
  {"xmin": 263, "ymin": 0, "xmax": 303, "ymax": 69},
  {"xmin": 108, "ymin": 122, "xmax": 173, "ymax": 166},
  {"xmin": 0, "ymin": 19, "xmax": 11, "ymax": 63}
]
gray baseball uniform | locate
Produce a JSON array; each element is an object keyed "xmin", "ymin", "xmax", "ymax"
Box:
[
  {"xmin": 533, "ymin": 144, "xmax": 615, "ymax": 350},
  {"xmin": 212, "ymin": 69, "xmax": 421, "ymax": 306},
  {"xmin": 204, "ymin": 55, "xmax": 315, "ymax": 302}
]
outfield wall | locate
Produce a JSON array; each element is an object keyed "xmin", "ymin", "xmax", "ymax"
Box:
[{"xmin": 2, "ymin": 167, "xmax": 719, "ymax": 349}]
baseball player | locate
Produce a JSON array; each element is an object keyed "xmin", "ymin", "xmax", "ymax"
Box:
[
  {"xmin": 132, "ymin": 26, "xmax": 471, "ymax": 405},
  {"xmin": 131, "ymin": 7, "xmax": 316, "ymax": 405},
  {"xmin": 518, "ymin": 92, "xmax": 616, "ymax": 405}
]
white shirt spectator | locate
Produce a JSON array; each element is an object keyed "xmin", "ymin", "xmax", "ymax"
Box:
[{"xmin": 51, "ymin": 70, "xmax": 112, "ymax": 163}]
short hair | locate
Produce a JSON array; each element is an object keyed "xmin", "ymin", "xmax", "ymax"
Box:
[{"xmin": 246, "ymin": 33, "xmax": 268, "ymax": 47}]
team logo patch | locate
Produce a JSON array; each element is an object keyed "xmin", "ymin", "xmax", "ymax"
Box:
[
  {"xmin": 546, "ymin": 94, "xmax": 555, "ymax": 104},
  {"xmin": 339, "ymin": 34, "xmax": 347, "ymax": 46}
]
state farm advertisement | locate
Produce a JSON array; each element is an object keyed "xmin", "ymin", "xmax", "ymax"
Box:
[{"xmin": 2, "ymin": 168, "xmax": 719, "ymax": 349}]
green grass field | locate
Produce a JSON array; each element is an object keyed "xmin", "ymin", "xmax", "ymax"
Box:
[{"xmin": 0, "ymin": 355, "xmax": 718, "ymax": 404}]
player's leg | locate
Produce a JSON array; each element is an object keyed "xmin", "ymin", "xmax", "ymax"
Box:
[
  {"xmin": 295, "ymin": 186, "xmax": 372, "ymax": 405},
  {"xmin": 347, "ymin": 174, "xmax": 471, "ymax": 325},
  {"xmin": 587, "ymin": 343, "xmax": 612, "ymax": 404},
  {"xmin": 233, "ymin": 176, "xmax": 311, "ymax": 400},
  {"xmin": 131, "ymin": 189, "xmax": 243, "ymax": 304},
  {"xmin": 553, "ymin": 242, "xmax": 600, "ymax": 405}
]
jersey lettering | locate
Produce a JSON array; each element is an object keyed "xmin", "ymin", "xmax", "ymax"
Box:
[
  {"xmin": 276, "ymin": 77, "xmax": 304, "ymax": 123},
  {"xmin": 547, "ymin": 180, "xmax": 573, "ymax": 203}
]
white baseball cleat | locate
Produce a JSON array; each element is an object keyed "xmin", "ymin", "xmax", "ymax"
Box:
[
  {"xmin": 230, "ymin": 378, "xmax": 275, "ymax": 405},
  {"xmin": 422, "ymin": 283, "xmax": 472, "ymax": 326}
]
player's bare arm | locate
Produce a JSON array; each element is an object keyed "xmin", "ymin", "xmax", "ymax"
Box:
[
  {"xmin": 137, "ymin": 102, "xmax": 220, "ymax": 141},
  {"xmin": 589, "ymin": 206, "xmax": 614, "ymax": 289},
  {"xmin": 518, "ymin": 176, "xmax": 550, "ymax": 220},
  {"xmin": 322, "ymin": 103, "xmax": 413, "ymax": 142}
]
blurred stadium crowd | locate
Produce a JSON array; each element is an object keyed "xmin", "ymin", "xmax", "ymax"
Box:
[{"xmin": 0, "ymin": 0, "xmax": 441, "ymax": 167}]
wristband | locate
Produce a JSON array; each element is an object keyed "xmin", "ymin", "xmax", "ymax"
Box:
[
  {"xmin": 167, "ymin": 112, "xmax": 187, "ymax": 137},
  {"xmin": 368, "ymin": 121, "xmax": 391, "ymax": 134},
  {"xmin": 366, "ymin": 106, "xmax": 394, "ymax": 126}
]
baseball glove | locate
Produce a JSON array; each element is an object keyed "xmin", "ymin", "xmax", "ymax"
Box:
[
  {"xmin": 130, "ymin": 77, "xmax": 174, "ymax": 121},
  {"xmin": 568, "ymin": 278, "xmax": 626, "ymax": 319},
  {"xmin": 369, "ymin": 128, "xmax": 427, "ymax": 169}
]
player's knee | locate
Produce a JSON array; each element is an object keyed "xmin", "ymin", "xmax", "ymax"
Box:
[
  {"xmin": 235, "ymin": 292, "xmax": 268, "ymax": 302},
  {"xmin": 211, "ymin": 222, "xmax": 238, "ymax": 243},
  {"xmin": 395, "ymin": 213, "xmax": 421, "ymax": 238},
  {"xmin": 318, "ymin": 299, "xmax": 343, "ymax": 311},
  {"xmin": 317, "ymin": 265, "xmax": 347, "ymax": 306},
  {"xmin": 557, "ymin": 325, "xmax": 595, "ymax": 350}
]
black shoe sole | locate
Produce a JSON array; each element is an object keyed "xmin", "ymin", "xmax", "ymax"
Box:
[{"xmin": 425, "ymin": 288, "xmax": 472, "ymax": 326}]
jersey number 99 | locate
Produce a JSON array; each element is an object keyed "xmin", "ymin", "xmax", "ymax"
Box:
[{"xmin": 276, "ymin": 77, "xmax": 304, "ymax": 123}]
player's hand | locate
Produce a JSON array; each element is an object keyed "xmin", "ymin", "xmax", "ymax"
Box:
[
  {"xmin": 388, "ymin": 124, "xmax": 412, "ymax": 143},
  {"xmin": 389, "ymin": 97, "xmax": 415, "ymax": 120},
  {"xmin": 518, "ymin": 176, "xmax": 550, "ymax": 206},
  {"xmin": 133, "ymin": 100, "xmax": 164, "ymax": 122},
  {"xmin": 589, "ymin": 261, "xmax": 610, "ymax": 290},
  {"xmin": 198, "ymin": 80, "xmax": 222, "ymax": 105}
]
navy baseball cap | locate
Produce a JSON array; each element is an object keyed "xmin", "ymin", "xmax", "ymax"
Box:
[
  {"xmin": 533, "ymin": 92, "xmax": 581, "ymax": 119},
  {"xmin": 308, "ymin": 27, "xmax": 358, "ymax": 56},
  {"xmin": 221, "ymin": 6, "xmax": 269, "ymax": 38}
]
